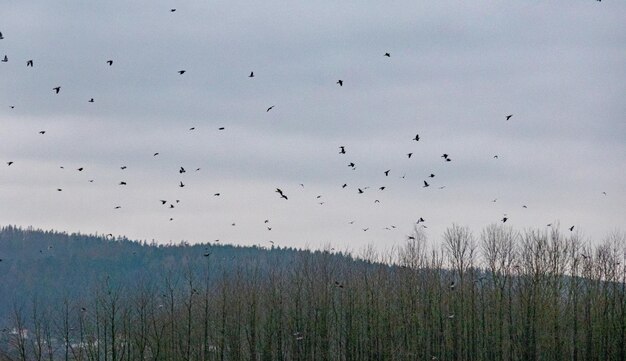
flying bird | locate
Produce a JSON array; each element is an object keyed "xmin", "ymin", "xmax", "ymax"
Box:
[
  {"xmin": 7, "ymin": 161, "xmax": 13, "ymax": 166},
  {"xmin": 119, "ymin": 181, "xmax": 127, "ymax": 185},
  {"xmin": 160, "ymin": 200, "xmax": 167, "ymax": 205},
  {"xmin": 178, "ymin": 70, "xmax": 186, "ymax": 75},
  {"xmin": 106, "ymin": 60, "xmax": 113, "ymax": 66},
  {"xmin": 384, "ymin": 170, "xmax": 390, "ymax": 176},
  {"xmin": 38, "ymin": 131, "xmax": 46, "ymax": 134},
  {"xmin": 506, "ymin": 114, "xmax": 513, "ymax": 120},
  {"xmin": 339, "ymin": 146, "xmax": 346, "ymax": 154},
  {"xmin": 26, "ymin": 60, "xmax": 33, "ymax": 67},
  {"xmin": 179, "ymin": 167, "xmax": 186, "ymax": 174},
  {"xmin": 0, "ymin": 32, "xmax": 3, "ymax": 39},
  {"xmin": 88, "ymin": 98, "xmax": 94, "ymax": 103},
  {"xmin": 407, "ymin": 153, "xmax": 413, "ymax": 158},
  {"xmin": 120, "ymin": 166, "xmax": 127, "ymax": 169},
  {"xmin": 384, "ymin": 52, "xmax": 390, "ymax": 57},
  {"xmin": 569, "ymin": 226, "xmax": 574, "ymax": 231},
  {"xmin": 170, "ymin": 8, "xmax": 176, "ymax": 12},
  {"xmin": 502, "ymin": 217, "xmax": 508, "ymax": 223},
  {"xmin": 337, "ymin": 80, "xmax": 343, "ymax": 86},
  {"xmin": 53, "ymin": 87, "xmax": 61, "ymax": 94},
  {"xmin": 423, "ymin": 181, "xmax": 429, "ymax": 188},
  {"xmin": 275, "ymin": 188, "xmax": 288, "ymax": 200},
  {"xmin": 179, "ymin": 181, "xmax": 185, "ymax": 188},
  {"xmin": 1, "ymin": 55, "xmax": 7, "ymax": 62},
  {"xmin": 413, "ymin": 134, "xmax": 420, "ymax": 141},
  {"xmin": 249, "ymin": 71, "xmax": 254, "ymax": 77},
  {"xmin": 266, "ymin": 105, "xmax": 275, "ymax": 112}
]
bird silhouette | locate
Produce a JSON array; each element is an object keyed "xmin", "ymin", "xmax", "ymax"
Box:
[
  {"xmin": 178, "ymin": 70, "xmax": 186, "ymax": 75},
  {"xmin": 423, "ymin": 180, "xmax": 430, "ymax": 188},
  {"xmin": 53, "ymin": 87, "xmax": 61, "ymax": 94},
  {"xmin": 407, "ymin": 153, "xmax": 413, "ymax": 158},
  {"xmin": 77, "ymin": 167, "xmax": 83, "ymax": 171},
  {"xmin": 170, "ymin": 8, "xmax": 176, "ymax": 12},
  {"xmin": 120, "ymin": 166, "xmax": 127, "ymax": 169},
  {"xmin": 153, "ymin": 152, "xmax": 159, "ymax": 156},
  {"xmin": 429, "ymin": 173, "xmax": 435, "ymax": 178},
  {"xmin": 275, "ymin": 188, "xmax": 288, "ymax": 200},
  {"xmin": 7, "ymin": 161, "xmax": 13, "ymax": 166},
  {"xmin": 0, "ymin": 32, "xmax": 3, "ymax": 40},
  {"xmin": 26, "ymin": 60, "xmax": 33, "ymax": 67},
  {"xmin": 569, "ymin": 225, "xmax": 574, "ymax": 231},
  {"xmin": 337, "ymin": 80, "xmax": 343, "ymax": 86},
  {"xmin": 249, "ymin": 71, "xmax": 254, "ymax": 78},
  {"xmin": 38, "ymin": 131, "xmax": 46, "ymax": 134},
  {"xmin": 1, "ymin": 55, "xmax": 7, "ymax": 62},
  {"xmin": 266, "ymin": 105, "xmax": 275, "ymax": 112},
  {"xmin": 384, "ymin": 170, "xmax": 390, "ymax": 176},
  {"xmin": 179, "ymin": 167, "xmax": 186, "ymax": 174},
  {"xmin": 339, "ymin": 146, "xmax": 346, "ymax": 154},
  {"xmin": 119, "ymin": 181, "xmax": 127, "ymax": 185},
  {"xmin": 413, "ymin": 134, "xmax": 420, "ymax": 141},
  {"xmin": 88, "ymin": 98, "xmax": 94, "ymax": 103},
  {"xmin": 384, "ymin": 52, "xmax": 390, "ymax": 57},
  {"xmin": 179, "ymin": 181, "xmax": 185, "ymax": 188},
  {"xmin": 502, "ymin": 217, "xmax": 508, "ymax": 223},
  {"xmin": 106, "ymin": 60, "xmax": 113, "ymax": 66},
  {"xmin": 160, "ymin": 200, "xmax": 167, "ymax": 205},
  {"xmin": 506, "ymin": 114, "xmax": 513, "ymax": 120}
]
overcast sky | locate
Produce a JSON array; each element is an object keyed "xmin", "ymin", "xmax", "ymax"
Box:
[{"xmin": 1, "ymin": 0, "xmax": 625, "ymax": 251}]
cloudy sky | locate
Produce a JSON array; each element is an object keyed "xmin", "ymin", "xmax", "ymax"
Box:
[{"xmin": 1, "ymin": 0, "xmax": 624, "ymax": 250}]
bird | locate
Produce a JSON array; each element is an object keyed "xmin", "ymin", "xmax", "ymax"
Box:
[
  {"xmin": 384, "ymin": 52, "xmax": 390, "ymax": 57},
  {"xmin": 153, "ymin": 152, "xmax": 159, "ymax": 156},
  {"xmin": 423, "ymin": 180, "xmax": 430, "ymax": 188},
  {"xmin": 218, "ymin": 127, "xmax": 225, "ymax": 130},
  {"xmin": 416, "ymin": 217, "xmax": 425, "ymax": 224},
  {"xmin": 1, "ymin": 55, "xmax": 7, "ymax": 62},
  {"xmin": 494, "ymin": 155, "xmax": 499, "ymax": 159},
  {"xmin": 502, "ymin": 217, "xmax": 508, "ymax": 223},
  {"xmin": 569, "ymin": 225, "xmax": 575, "ymax": 231},
  {"xmin": 450, "ymin": 281, "xmax": 456, "ymax": 290},
  {"xmin": 7, "ymin": 161, "xmax": 13, "ymax": 166},
  {"xmin": 77, "ymin": 167, "xmax": 83, "ymax": 171},
  {"xmin": 119, "ymin": 181, "xmax": 127, "ymax": 185},
  {"xmin": 160, "ymin": 200, "xmax": 167, "ymax": 205},
  {"xmin": 53, "ymin": 87, "xmax": 61, "ymax": 94},
  {"xmin": 249, "ymin": 71, "xmax": 254, "ymax": 78},
  {"xmin": 348, "ymin": 162, "xmax": 355, "ymax": 168},
  {"xmin": 120, "ymin": 166, "xmax": 127, "ymax": 170},
  {"xmin": 413, "ymin": 134, "xmax": 420, "ymax": 141},
  {"xmin": 179, "ymin": 181, "xmax": 185, "ymax": 188},
  {"xmin": 114, "ymin": 206, "xmax": 121, "ymax": 209},
  {"xmin": 407, "ymin": 153, "xmax": 413, "ymax": 158},
  {"xmin": 506, "ymin": 114, "xmax": 513, "ymax": 120},
  {"xmin": 602, "ymin": 191, "xmax": 607, "ymax": 195},
  {"xmin": 26, "ymin": 60, "xmax": 33, "ymax": 67},
  {"xmin": 337, "ymin": 80, "xmax": 343, "ymax": 86},
  {"xmin": 379, "ymin": 186, "xmax": 386, "ymax": 191},
  {"xmin": 266, "ymin": 105, "xmax": 275, "ymax": 112},
  {"xmin": 0, "ymin": 32, "xmax": 3, "ymax": 39},
  {"xmin": 57, "ymin": 189, "xmax": 62, "ymax": 192},
  {"xmin": 106, "ymin": 60, "xmax": 113, "ymax": 66},
  {"xmin": 178, "ymin": 70, "xmax": 186, "ymax": 75},
  {"xmin": 358, "ymin": 188, "xmax": 364, "ymax": 194},
  {"xmin": 339, "ymin": 146, "xmax": 346, "ymax": 154},
  {"xmin": 384, "ymin": 170, "xmax": 390, "ymax": 176},
  {"xmin": 88, "ymin": 98, "xmax": 94, "ymax": 103},
  {"xmin": 275, "ymin": 188, "xmax": 288, "ymax": 200},
  {"xmin": 38, "ymin": 131, "xmax": 46, "ymax": 134},
  {"xmin": 429, "ymin": 173, "xmax": 435, "ymax": 178},
  {"xmin": 342, "ymin": 184, "xmax": 347, "ymax": 188},
  {"xmin": 179, "ymin": 167, "xmax": 186, "ymax": 174}
]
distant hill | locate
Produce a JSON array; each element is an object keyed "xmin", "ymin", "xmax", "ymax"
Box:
[{"xmin": 0, "ymin": 225, "xmax": 357, "ymax": 321}]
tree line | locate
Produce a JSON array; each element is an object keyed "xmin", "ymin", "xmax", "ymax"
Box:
[{"xmin": 1, "ymin": 224, "xmax": 625, "ymax": 361}]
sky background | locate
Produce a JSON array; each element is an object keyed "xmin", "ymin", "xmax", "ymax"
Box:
[{"xmin": 1, "ymin": 0, "xmax": 625, "ymax": 251}]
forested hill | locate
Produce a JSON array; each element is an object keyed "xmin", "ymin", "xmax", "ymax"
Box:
[{"xmin": 0, "ymin": 225, "xmax": 358, "ymax": 320}]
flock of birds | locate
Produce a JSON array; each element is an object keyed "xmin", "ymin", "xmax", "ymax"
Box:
[{"xmin": 0, "ymin": 1, "xmax": 612, "ymax": 248}]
